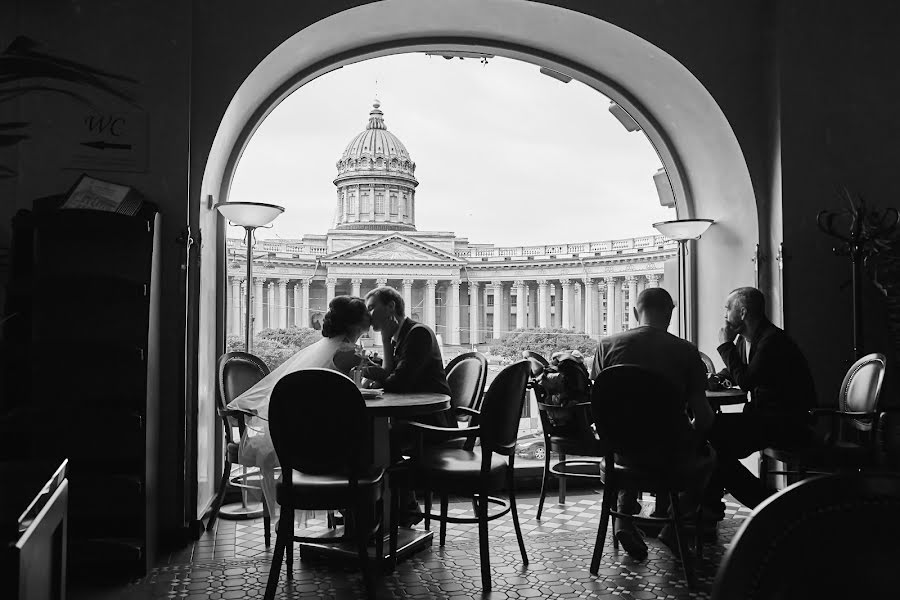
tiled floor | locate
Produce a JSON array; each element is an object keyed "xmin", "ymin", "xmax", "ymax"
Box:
[{"xmin": 72, "ymin": 490, "xmax": 751, "ymax": 599}]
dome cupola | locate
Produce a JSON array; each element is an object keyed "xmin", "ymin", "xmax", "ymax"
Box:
[{"xmin": 332, "ymin": 100, "xmax": 418, "ymax": 231}]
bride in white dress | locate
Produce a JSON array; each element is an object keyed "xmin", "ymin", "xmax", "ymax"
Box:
[{"xmin": 226, "ymin": 295, "xmax": 370, "ymax": 524}]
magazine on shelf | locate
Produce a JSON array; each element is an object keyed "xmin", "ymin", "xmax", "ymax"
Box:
[{"xmin": 61, "ymin": 174, "xmax": 143, "ymax": 215}]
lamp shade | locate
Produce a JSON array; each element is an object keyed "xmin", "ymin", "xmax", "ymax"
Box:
[
  {"xmin": 652, "ymin": 218, "xmax": 714, "ymax": 241},
  {"xmin": 215, "ymin": 201, "xmax": 284, "ymax": 228}
]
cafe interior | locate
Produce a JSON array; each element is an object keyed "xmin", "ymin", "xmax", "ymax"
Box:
[{"xmin": 2, "ymin": 1, "xmax": 900, "ymax": 598}]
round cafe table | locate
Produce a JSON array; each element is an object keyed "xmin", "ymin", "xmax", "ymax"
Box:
[
  {"xmin": 706, "ymin": 387, "xmax": 747, "ymax": 413},
  {"xmin": 298, "ymin": 390, "xmax": 450, "ymax": 566}
]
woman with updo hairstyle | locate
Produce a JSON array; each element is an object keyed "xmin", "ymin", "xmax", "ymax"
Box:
[{"xmin": 226, "ymin": 295, "xmax": 370, "ymax": 524}]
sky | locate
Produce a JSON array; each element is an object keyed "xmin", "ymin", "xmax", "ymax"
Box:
[{"xmin": 228, "ymin": 52, "xmax": 675, "ymax": 246}]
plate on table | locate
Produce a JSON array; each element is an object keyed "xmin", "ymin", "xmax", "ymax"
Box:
[{"xmin": 359, "ymin": 388, "xmax": 384, "ymax": 399}]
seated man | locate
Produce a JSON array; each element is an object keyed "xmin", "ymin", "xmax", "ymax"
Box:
[
  {"xmin": 362, "ymin": 285, "xmax": 452, "ymax": 526},
  {"xmin": 590, "ymin": 288, "xmax": 715, "ymax": 560},
  {"xmin": 704, "ymin": 286, "xmax": 817, "ymax": 512}
]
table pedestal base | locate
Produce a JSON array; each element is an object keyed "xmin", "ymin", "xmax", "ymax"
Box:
[{"xmin": 296, "ymin": 527, "xmax": 433, "ymax": 568}]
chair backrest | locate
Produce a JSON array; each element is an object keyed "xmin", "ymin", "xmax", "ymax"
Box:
[
  {"xmin": 479, "ymin": 360, "xmax": 531, "ymax": 454},
  {"xmin": 217, "ymin": 351, "xmax": 270, "ymax": 410},
  {"xmin": 699, "ymin": 351, "xmax": 716, "ymax": 375},
  {"xmin": 268, "ymin": 368, "xmax": 370, "ymax": 475},
  {"xmin": 712, "ymin": 472, "xmax": 900, "ymax": 600},
  {"xmin": 445, "ymin": 351, "xmax": 488, "ymax": 413},
  {"xmin": 839, "ymin": 352, "xmax": 886, "ymax": 431},
  {"xmin": 590, "ymin": 364, "xmax": 694, "ymax": 464}
]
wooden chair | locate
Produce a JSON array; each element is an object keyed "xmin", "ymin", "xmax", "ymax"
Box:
[
  {"xmin": 442, "ymin": 351, "xmax": 489, "ymax": 447},
  {"xmin": 761, "ymin": 352, "xmax": 887, "ymax": 485},
  {"xmin": 209, "ymin": 352, "xmax": 271, "ymax": 545},
  {"xmin": 712, "ymin": 472, "xmax": 900, "ymax": 600},
  {"xmin": 699, "ymin": 351, "xmax": 716, "ymax": 375},
  {"xmin": 409, "ymin": 360, "xmax": 531, "ymax": 593},
  {"xmin": 263, "ymin": 369, "xmax": 387, "ymax": 600},
  {"xmin": 590, "ymin": 364, "xmax": 707, "ymax": 588}
]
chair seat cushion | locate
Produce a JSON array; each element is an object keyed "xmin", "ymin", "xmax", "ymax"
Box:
[
  {"xmin": 226, "ymin": 442, "xmax": 240, "ymax": 463},
  {"xmin": 549, "ymin": 435, "xmax": 605, "ymax": 456},
  {"xmin": 276, "ymin": 466, "xmax": 384, "ymax": 508},
  {"xmin": 765, "ymin": 442, "xmax": 874, "ymax": 469},
  {"xmin": 413, "ymin": 448, "xmax": 508, "ymax": 493},
  {"xmin": 607, "ymin": 457, "xmax": 713, "ymax": 491}
]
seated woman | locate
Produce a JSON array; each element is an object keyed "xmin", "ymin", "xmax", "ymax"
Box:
[{"xmin": 226, "ymin": 295, "xmax": 370, "ymax": 524}]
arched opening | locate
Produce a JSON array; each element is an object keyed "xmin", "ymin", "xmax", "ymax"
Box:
[{"xmin": 196, "ymin": 0, "xmax": 759, "ymax": 512}]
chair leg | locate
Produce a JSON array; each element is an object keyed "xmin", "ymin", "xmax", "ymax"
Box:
[
  {"xmin": 669, "ymin": 492, "xmax": 695, "ymax": 589},
  {"xmin": 263, "ymin": 501, "xmax": 271, "ymax": 548},
  {"xmin": 285, "ymin": 511, "xmax": 294, "ymax": 579},
  {"xmin": 389, "ymin": 483, "xmax": 400, "ymax": 568},
  {"xmin": 537, "ymin": 445, "xmax": 551, "ymax": 520},
  {"xmin": 758, "ymin": 454, "xmax": 770, "ymax": 490},
  {"xmin": 424, "ymin": 489, "xmax": 432, "ymax": 531},
  {"xmin": 375, "ymin": 498, "xmax": 385, "ymax": 572},
  {"xmin": 508, "ymin": 468, "xmax": 528, "ymax": 565},
  {"xmin": 355, "ymin": 503, "xmax": 376, "ymax": 599},
  {"xmin": 206, "ymin": 459, "xmax": 231, "ymax": 531},
  {"xmin": 558, "ymin": 451, "xmax": 567, "ymax": 505},
  {"xmin": 264, "ymin": 514, "xmax": 290, "ymax": 600},
  {"xmin": 439, "ymin": 494, "xmax": 449, "ymax": 547},
  {"xmin": 694, "ymin": 504, "xmax": 703, "ymax": 560},
  {"xmin": 477, "ymin": 491, "xmax": 492, "ymax": 592},
  {"xmin": 591, "ymin": 482, "xmax": 615, "ymax": 574}
]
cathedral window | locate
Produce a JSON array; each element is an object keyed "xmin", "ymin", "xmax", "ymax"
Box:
[
  {"xmin": 361, "ymin": 193, "xmax": 370, "ymax": 213},
  {"xmin": 375, "ymin": 193, "xmax": 385, "ymax": 214},
  {"xmin": 349, "ymin": 194, "xmax": 358, "ymax": 215},
  {"xmin": 390, "ymin": 195, "xmax": 398, "ymax": 214}
]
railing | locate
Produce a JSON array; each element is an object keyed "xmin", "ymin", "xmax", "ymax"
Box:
[{"xmin": 226, "ymin": 234, "xmax": 675, "ymax": 260}]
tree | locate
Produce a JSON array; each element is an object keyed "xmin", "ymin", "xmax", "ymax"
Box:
[
  {"xmin": 226, "ymin": 326, "xmax": 321, "ymax": 371},
  {"xmin": 489, "ymin": 328, "xmax": 596, "ymax": 361}
]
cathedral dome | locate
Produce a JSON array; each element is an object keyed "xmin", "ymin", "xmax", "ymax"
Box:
[{"xmin": 333, "ymin": 101, "xmax": 418, "ymax": 232}]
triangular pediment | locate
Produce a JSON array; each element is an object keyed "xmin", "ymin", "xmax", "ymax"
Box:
[{"xmin": 325, "ymin": 234, "xmax": 462, "ymax": 263}]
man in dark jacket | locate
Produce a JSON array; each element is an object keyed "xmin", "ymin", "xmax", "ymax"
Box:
[
  {"xmin": 363, "ymin": 286, "xmax": 452, "ymax": 526},
  {"xmin": 705, "ymin": 286, "xmax": 817, "ymax": 512}
]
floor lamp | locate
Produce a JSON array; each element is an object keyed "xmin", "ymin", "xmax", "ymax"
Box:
[
  {"xmin": 214, "ymin": 201, "xmax": 284, "ymax": 519},
  {"xmin": 652, "ymin": 219, "xmax": 714, "ymax": 341}
]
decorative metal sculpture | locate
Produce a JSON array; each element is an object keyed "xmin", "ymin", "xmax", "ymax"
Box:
[{"xmin": 817, "ymin": 189, "xmax": 899, "ymax": 359}]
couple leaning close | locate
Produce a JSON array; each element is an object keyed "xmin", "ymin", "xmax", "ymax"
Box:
[
  {"xmin": 226, "ymin": 286, "xmax": 448, "ymax": 525},
  {"xmin": 589, "ymin": 285, "xmax": 816, "ymax": 561}
]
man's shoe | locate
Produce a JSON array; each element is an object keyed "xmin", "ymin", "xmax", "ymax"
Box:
[
  {"xmin": 614, "ymin": 528, "xmax": 648, "ymax": 561},
  {"xmin": 399, "ymin": 503, "xmax": 424, "ymax": 528},
  {"xmin": 658, "ymin": 525, "xmax": 696, "ymax": 559}
]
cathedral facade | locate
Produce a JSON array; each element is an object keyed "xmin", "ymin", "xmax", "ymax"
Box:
[{"xmin": 226, "ymin": 102, "xmax": 677, "ymax": 346}]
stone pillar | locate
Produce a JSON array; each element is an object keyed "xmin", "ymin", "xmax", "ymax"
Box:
[
  {"xmin": 538, "ymin": 280, "xmax": 549, "ymax": 328},
  {"xmin": 254, "ymin": 277, "xmax": 265, "ymax": 334},
  {"xmin": 647, "ymin": 273, "xmax": 661, "ymax": 288},
  {"xmin": 583, "ymin": 278, "xmax": 595, "ymax": 337},
  {"xmin": 491, "ymin": 281, "xmax": 503, "ymax": 339},
  {"xmin": 449, "ymin": 279, "xmax": 461, "ymax": 345},
  {"xmin": 515, "ymin": 280, "xmax": 527, "ymax": 330},
  {"xmin": 351, "ymin": 277, "xmax": 362, "ymax": 298},
  {"xmin": 527, "ymin": 284, "xmax": 537, "ymax": 328},
  {"xmin": 293, "ymin": 282, "xmax": 302, "ymax": 328},
  {"xmin": 326, "ymin": 277, "xmax": 337, "ymax": 305},
  {"xmin": 626, "ymin": 275, "xmax": 639, "ymax": 329},
  {"xmin": 425, "ymin": 279, "xmax": 438, "ymax": 328},
  {"xmin": 299, "ymin": 279, "xmax": 310, "ymax": 328},
  {"xmin": 278, "ymin": 279, "xmax": 289, "ymax": 329},
  {"xmin": 231, "ymin": 277, "xmax": 242, "ymax": 335},
  {"xmin": 560, "ymin": 278, "xmax": 573, "ymax": 329},
  {"xmin": 574, "ymin": 280, "xmax": 583, "ymax": 332},
  {"xmin": 401, "ymin": 279, "xmax": 414, "ymax": 315},
  {"xmin": 267, "ymin": 281, "xmax": 276, "ymax": 329},
  {"xmin": 605, "ymin": 277, "xmax": 618, "ymax": 335},
  {"xmin": 469, "ymin": 282, "xmax": 480, "ymax": 345}
]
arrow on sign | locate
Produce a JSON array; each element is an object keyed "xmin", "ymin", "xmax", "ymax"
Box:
[{"xmin": 80, "ymin": 140, "xmax": 132, "ymax": 150}]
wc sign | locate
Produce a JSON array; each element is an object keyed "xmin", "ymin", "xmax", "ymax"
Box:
[{"xmin": 66, "ymin": 111, "xmax": 148, "ymax": 173}]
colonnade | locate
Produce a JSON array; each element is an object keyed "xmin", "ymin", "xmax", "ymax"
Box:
[{"xmin": 227, "ymin": 273, "xmax": 662, "ymax": 344}]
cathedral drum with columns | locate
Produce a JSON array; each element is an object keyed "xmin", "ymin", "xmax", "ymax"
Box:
[{"xmin": 226, "ymin": 100, "xmax": 677, "ymax": 352}]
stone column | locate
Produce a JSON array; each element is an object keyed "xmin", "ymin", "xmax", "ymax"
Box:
[
  {"xmin": 469, "ymin": 282, "xmax": 480, "ymax": 345},
  {"xmin": 560, "ymin": 278, "xmax": 573, "ymax": 329},
  {"xmin": 527, "ymin": 284, "xmax": 537, "ymax": 328},
  {"xmin": 626, "ymin": 275, "xmax": 639, "ymax": 329},
  {"xmin": 491, "ymin": 281, "xmax": 503, "ymax": 339},
  {"xmin": 647, "ymin": 273, "xmax": 661, "ymax": 288},
  {"xmin": 574, "ymin": 280, "xmax": 583, "ymax": 332},
  {"xmin": 605, "ymin": 277, "xmax": 618, "ymax": 335},
  {"xmin": 449, "ymin": 279, "xmax": 461, "ymax": 345},
  {"xmin": 425, "ymin": 279, "xmax": 438, "ymax": 329},
  {"xmin": 277, "ymin": 279, "xmax": 289, "ymax": 329},
  {"xmin": 267, "ymin": 281, "xmax": 276, "ymax": 329},
  {"xmin": 583, "ymin": 278, "xmax": 595, "ymax": 337},
  {"xmin": 401, "ymin": 279, "xmax": 414, "ymax": 315},
  {"xmin": 293, "ymin": 282, "xmax": 302, "ymax": 328},
  {"xmin": 326, "ymin": 277, "xmax": 337, "ymax": 305},
  {"xmin": 351, "ymin": 277, "xmax": 362, "ymax": 298},
  {"xmin": 538, "ymin": 280, "xmax": 549, "ymax": 328},
  {"xmin": 254, "ymin": 277, "xmax": 265, "ymax": 334},
  {"xmin": 515, "ymin": 280, "xmax": 527, "ymax": 330},
  {"xmin": 299, "ymin": 279, "xmax": 310, "ymax": 328},
  {"xmin": 231, "ymin": 277, "xmax": 242, "ymax": 335}
]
